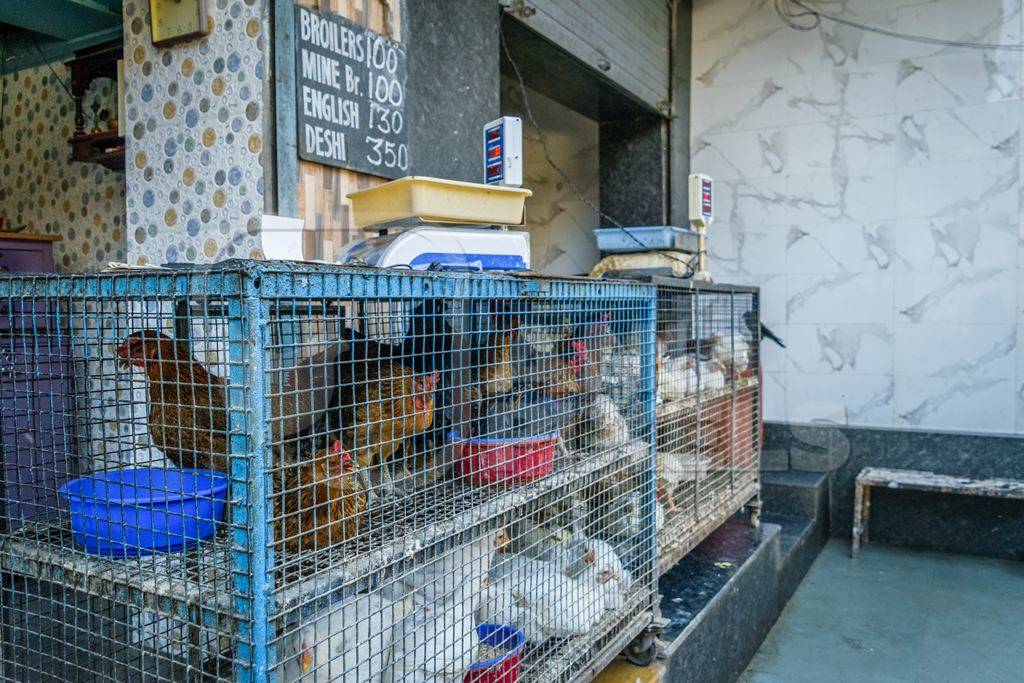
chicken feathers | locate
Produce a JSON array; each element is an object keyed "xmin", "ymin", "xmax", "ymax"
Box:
[
  {"xmin": 333, "ymin": 358, "xmax": 439, "ymax": 499},
  {"xmin": 117, "ymin": 330, "xmax": 231, "ymax": 471},
  {"xmin": 275, "ymin": 440, "xmax": 367, "ymax": 554},
  {"xmin": 117, "ymin": 330, "xmax": 340, "ymax": 471}
]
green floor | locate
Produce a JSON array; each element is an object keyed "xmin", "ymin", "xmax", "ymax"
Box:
[{"xmin": 741, "ymin": 539, "xmax": 1024, "ymax": 683}]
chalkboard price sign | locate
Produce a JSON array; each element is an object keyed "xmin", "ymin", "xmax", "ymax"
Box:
[{"xmin": 295, "ymin": 6, "xmax": 409, "ymax": 178}]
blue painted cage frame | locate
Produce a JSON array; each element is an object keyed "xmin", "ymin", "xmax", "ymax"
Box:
[{"xmin": 0, "ymin": 261, "xmax": 659, "ymax": 682}]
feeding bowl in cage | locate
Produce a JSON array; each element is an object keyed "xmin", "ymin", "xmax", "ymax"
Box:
[
  {"xmin": 448, "ymin": 430, "xmax": 556, "ymax": 484},
  {"xmin": 59, "ymin": 468, "xmax": 229, "ymax": 557},
  {"xmin": 464, "ymin": 624, "xmax": 526, "ymax": 683}
]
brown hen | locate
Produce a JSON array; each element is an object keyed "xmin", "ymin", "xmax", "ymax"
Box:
[
  {"xmin": 334, "ymin": 356, "xmax": 439, "ymax": 499},
  {"xmin": 117, "ymin": 330, "xmax": 231, "ymax": 471},
  {"xmin": 275, "ymin": 440, "xmax": 366, "ymax": 553},
  {"xmin": 117, "ymin": 330, "xmax": 335, "ymax": 471}
]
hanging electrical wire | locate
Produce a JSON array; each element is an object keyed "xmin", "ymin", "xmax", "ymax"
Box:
[
  {"xmin": 30, "ymin": 33, "xmax": 78, "ymax": 102},
  {"xmin": 776, "ymin": 0, "xmax": 1024, "ymax": 51},
  {"xmin": 499, "ymin": 27, "xmax": 698, "ymax": 278}
]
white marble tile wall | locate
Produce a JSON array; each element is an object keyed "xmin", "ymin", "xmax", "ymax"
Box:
[
  {"xmin": 501, "ymin": 78, "xmax": 600, "ymax": 276},
  {"xmin": 691, "ymin": 0, "xmax": 1024, "ymax": 434}
]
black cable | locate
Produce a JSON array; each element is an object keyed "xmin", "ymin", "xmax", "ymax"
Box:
[
  {"xmin": 776, "ymin": 0, "xmax": 1024, "ymax": 51},
  {"xmin": 499, "ymin": 27, "xmax": 698, "ymax": 278},
  {"xmin": 30, "ymin": 33, "xmax": 78, "ymax": 102}
]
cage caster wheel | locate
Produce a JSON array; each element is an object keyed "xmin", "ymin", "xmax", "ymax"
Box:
[
  {"xmin": 623, "ymin": 629, "xmax": 659, "ymax": 667},
  {"xmin": 746, "ymin": 499, "xmax": 762, "ymax": 528}
]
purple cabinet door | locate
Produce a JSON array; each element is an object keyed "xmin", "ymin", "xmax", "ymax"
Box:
[
  {"xmin": 0, "ymin": 339, "xmax": 74, "ymax": 531},
  {"xmin": 0, "ymin": 238, "xmax": 55, "ymax": 273}
]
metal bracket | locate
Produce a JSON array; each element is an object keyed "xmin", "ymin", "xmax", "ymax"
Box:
[{"xmin": 502, "ymin": 0, "xmax": 537, "ymax": 19}]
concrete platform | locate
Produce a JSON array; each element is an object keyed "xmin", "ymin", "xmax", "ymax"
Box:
[
  {"xmin": 741, "ymin": 540, "xmax": 1024, "ymax": 682},
  {"xmin": 654, "ymin": 470, "xmax": 830, "ymax": 682}
]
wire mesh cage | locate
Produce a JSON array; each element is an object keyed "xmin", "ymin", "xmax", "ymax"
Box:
[
  {"xmin": 652, "ymin": 279, "xmax": 761, "ymax": 574},
  {"xmin": 0, "ymin": 261, "xmax": 658, "ymax": 682}
]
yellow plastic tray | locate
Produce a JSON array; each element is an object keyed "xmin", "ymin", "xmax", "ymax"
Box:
[{"xmin": 347, "ymin": 176, "xmax": 533, "ymax": 228}]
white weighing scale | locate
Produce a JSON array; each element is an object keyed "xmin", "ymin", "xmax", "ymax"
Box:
[
  {"xmin": 338, "ymin": 117, "xmax": 531, "ymax": 271},
  {"xmin": 338, "ymin": 224, "xmax": 531, "ymax": 271}
]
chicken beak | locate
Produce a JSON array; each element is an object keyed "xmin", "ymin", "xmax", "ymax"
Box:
[{"xmin": 299, "ymin": 648, "xmax": 313, "ymax": 673}]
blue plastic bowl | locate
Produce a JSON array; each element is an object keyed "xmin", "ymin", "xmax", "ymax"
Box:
[{"xmin": 59, "ymin": 468, "xmax": 229, "ymax": 558}]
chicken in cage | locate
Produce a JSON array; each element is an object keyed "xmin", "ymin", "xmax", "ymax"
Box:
[
  {"xmin": 0, "ymin": 262, "xmax": 659, "ymax": 682},
  {"xmin": 649, "ymin": 280, "xmax": 762, "ymax": 574}
]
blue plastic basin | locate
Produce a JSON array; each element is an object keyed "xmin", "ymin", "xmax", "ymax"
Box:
[
  {"xmin": 59, "ymin": 468, "xmax": 229, "ymax": 557},
  {"xmin": 594, "ymin": 225, "xmax": 699, "ymax": 253}
]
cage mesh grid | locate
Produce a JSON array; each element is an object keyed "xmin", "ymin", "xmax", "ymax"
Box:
[
  {"xmin": 653, "ymin": 280, "xmax": 760, "ymax": 574},
  {"xmin": 0, "ymin": 262, "xmax": 657, "ymax": 682}
]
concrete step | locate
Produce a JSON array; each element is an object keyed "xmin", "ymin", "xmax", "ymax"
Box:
[
  {"xmin": 651, "ymin": 470, "xmax": 830, "ymax": 682},
  {"xmin": 761, "ymin": 469, "xmax": 829, "ymax": 519}
]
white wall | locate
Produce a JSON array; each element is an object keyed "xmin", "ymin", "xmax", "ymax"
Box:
[
  {"xmin": 691, "ymin": 0, "xmax": 1024, "ymax": 435},
  {"xmin": 501, "ymin": 78, "xmax": 601, "ymax": 276}
]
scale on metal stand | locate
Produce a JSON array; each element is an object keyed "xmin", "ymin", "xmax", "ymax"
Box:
[
  {"xmin": 687, "ymin": 173, "xmax": 714, "ymax": 282},
  {"xmin": 338, "ymin": 117, "xmax": 532, "ymax": 271}
]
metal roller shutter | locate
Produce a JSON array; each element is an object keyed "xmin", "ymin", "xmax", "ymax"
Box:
[{"xmin": 503, "ymin": 0, "xmax": 672, "ymax": 114}]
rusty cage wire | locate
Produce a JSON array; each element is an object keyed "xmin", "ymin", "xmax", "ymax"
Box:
[
  {"xmin": 0, "ymin": 260, "xmax": 659, "ymax": 682},
  {"xmin": 652, "ymin": 278, "xmax": 761, "ymax": 574}
]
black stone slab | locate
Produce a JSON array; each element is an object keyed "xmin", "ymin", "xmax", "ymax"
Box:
[
  {"xmin": 764, "ymin": 421, "xmax": 1024, "ymax": 560},
  {"xmin": 406, "ymin": 0, "xmax": 500, "ymax": 182},
  {"xmin": 659, "ymin": 465, "xmax": 831, "ymax": 681},
  {"xmin": 761, "ymin": 470, "xmax": 829, "ymax": 519},
  {"xmin": 600, "ymin": 115, "xmax": 667, "ymax": 227},
  {"xmin": 661, "ymin": 519, "xmax": 781, "ymax": 683}
]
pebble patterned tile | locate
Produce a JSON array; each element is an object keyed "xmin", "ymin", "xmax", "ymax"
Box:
[
  {"xmin": 123, "ymin": 0, "xmax": 269, "ymax": 266},
  {"xmin": 0, "ymin": 64, "xmax": 126, "ymax": 272}
]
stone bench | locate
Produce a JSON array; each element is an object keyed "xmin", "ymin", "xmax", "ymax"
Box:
[{"xmin": 851, "ymin": 467, "xmax": 1024, "ymax": 558}]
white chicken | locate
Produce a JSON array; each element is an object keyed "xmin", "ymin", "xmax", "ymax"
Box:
[
  {"xmin": 658, "ymin": 451, "xmax": 707, "ymax": 513},
  {"xmin": 708, "ymin": 333, "xmax": 751, "ymax": 379},
  {"xmin": 699, "ymin": 360, "xmax": 727, "ymax": 391},
  {"xmin": 478, "ymin": 550, "xmax": 605, "ymax": 642},
  {"xmin": 380, "ymin": 529, "xmax": 507, "ymax": 683},
  {"xmin": 549, "ymin": 537, "xmax": 632, "ymax": 611},
  {"xmin": 279, "ymin": 590, "xmax": 411, "ymax": 682},
  {"xmin": 382, "ymin": 600, "xmax": 480, "ymax": 683},
  {"xmin": 657, "ymin": 354, "xmax": 698, "ymax": 401},
  {"xmin": 384, "ymin": 529, "xmax": 507, "ymax": 606},
  {"xmin": 585, "ymin": 393, "xmax": 631, "ymax": 450},
  {"xmin": 596, "ymin": 541, "xmax": 632, "ymax": 611}
]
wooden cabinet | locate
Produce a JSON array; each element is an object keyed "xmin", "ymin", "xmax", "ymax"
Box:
[
  {"xmin": 66, "ymin": 43, "xmax": 125, "ymax": 172},
  {"xmin": 0, "ymin": 233, "xmax": 60, "ymax": 273},
  {"xmin": 0, "ymin": 233, "xmax": 74, "ymax": 531},
  {"xmin": 0, "ymin": 339, "xmax": 75, "ymax": 531}
]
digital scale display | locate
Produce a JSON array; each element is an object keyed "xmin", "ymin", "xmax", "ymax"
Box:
[{"xmin": 483, "ymin": 116, "xmax": 522, "ymax": 187}]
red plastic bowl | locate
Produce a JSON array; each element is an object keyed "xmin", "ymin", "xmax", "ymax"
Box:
[
  {"xmin": 449, "ymin": 430, "xmax": 556, "ymax": 484},
  {"xmin": 464, "ymin": 624, "xmax": 525, "ymax": 683}
]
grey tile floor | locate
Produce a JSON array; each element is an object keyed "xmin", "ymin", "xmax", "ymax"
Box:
[{"xmin": 740, "ymin": 539, "xmax": 1024, "ymax": 683}]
